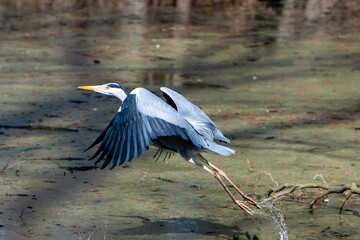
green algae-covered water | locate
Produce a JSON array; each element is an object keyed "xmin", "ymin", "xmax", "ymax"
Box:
[{"xmin": 0, "ymin": 1, "xmax": 359, "ymax": 239}]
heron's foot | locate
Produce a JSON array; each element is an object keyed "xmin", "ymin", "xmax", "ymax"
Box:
[
  {"xmin": 243, "ymin": 195, "xmax": 261, "ymax": 209},
  {"xmin": 207, "ymin": 163, "xmax": 261, "ymax": 210},
  {"xmin": 235, "ymin": 200, "xmax": 253, "ymax": 216}
]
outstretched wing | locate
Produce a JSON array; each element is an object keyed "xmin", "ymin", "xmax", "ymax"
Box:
[
  {"xmin": 86, "ymin": 88, "xmax": 208, "ymax": 169},
  {"xmin": 160, "ymin": 87, "xmax": 231, "ymax": 143}
]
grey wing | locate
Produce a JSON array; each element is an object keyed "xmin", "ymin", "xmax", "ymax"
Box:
[
  {"xmin": 132, "ymin": 88, "xmax": 209, "ymax": 148},
  {"xmin": 85, "ymin": 95, "xmax": 153, "ymax": 170},
  {"xmin": 86, "ymin": 88, "xmax": 208, "ymax": 169},
  {"xmin": 160, "ymin": 87, "xmax": 231, "ymax": 143}
]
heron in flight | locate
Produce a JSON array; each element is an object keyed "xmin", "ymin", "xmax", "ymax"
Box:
[{"xmin": 78, "ymin": 83, "xmax": 260, "ymax": 215}]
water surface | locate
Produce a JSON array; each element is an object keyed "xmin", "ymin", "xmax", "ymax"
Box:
[{"xmin": 0, "ymin": 1, "xmax": 359, "ymax": 239}]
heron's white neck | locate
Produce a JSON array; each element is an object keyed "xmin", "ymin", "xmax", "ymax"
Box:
[{"xmin": 113, "ymin": 89, "xmax": 128, "ymax": 102}]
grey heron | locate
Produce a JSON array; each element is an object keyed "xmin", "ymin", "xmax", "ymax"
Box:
[{"xmin": 78, "ymin": 83, "xmax": 260, "ymax": 215}]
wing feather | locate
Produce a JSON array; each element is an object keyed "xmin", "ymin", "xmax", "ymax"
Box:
[
  {"xmin": 132, "ymin": 88, "xmax": 196, "ymax": 130},
  {"xmin": 115, "ymin": 130, "xmax": 127, "ymax": 167},
  {"xmin": 100, "ymin": 132, "xmax": 118, "ymax": 169},
  {"xmin": 130, "ymin": 122, "xmax": 138, "ymax": 160},
  {"xmin": 90, "ymin": 128, "xmax": 115, "ymax": 161},
  {"xmin": 109, "ymin": 130, "xmax": 122, "ymax": 169},
  {"xmin": 135, "ymin": 118, "xmax": 146, "ymax": 155},
  {"xmin": 161, "ymin": 87, "xmax": 231, "ymax": 143},
  {"xmin": 140, "ymin": 117, "xmax": 152, "ymax": 147},
  {"xmin": 95, "ymin": 130, "xmax": 116, "ymax": 165}
]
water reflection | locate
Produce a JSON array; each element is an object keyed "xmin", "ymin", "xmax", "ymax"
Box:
[{"xmin": 1, "ymin": 0, "xmax": 359, "ymax": 87}]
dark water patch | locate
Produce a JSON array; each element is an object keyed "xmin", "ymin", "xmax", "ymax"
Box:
[
  {"xmin": 264, "ymin": 136, "xmax": 275, "ymax": 140},
  {"xmin": 343, "ymin": 209, "xmax": 360, "ymax": 218},
  {"xmin": 148, "ymin": 56, "xmax": 174, "ymax": 62},
  {"xmin": 154, "ymin": 177, "xmax": 200, "ymax": 189},
  {"xmin": 351, "ymin": 66, "xmax": 360, "ymax": 72},
  {"xmin": 182, "ymin": 81, "xmax": 227, "ymax": 89},
  {"xmin": 0, "ymin": 124, "xmax": 78, "ymax": 132},
  {"xmin": 69, "ymin": 100, "xmax": 88, "ymax": 104},
  {"xmin": 178, "ymin": 73, "xmax": 199, "ymax": 79},
  {"xmin": 56, "ymin": 157, "xmax": 86, "ymax": 161},
  {"xmin": 23, "ymin": 146, "xmax": 42, "ymax": 152},
  {"xmin": 5, "ymin": 193, "xmax": 37, "ymax": 199},
  {"xmin": 332, "ymin": 230, "xmax": 357, "ymax": 238},
  {"xmin": 60, "ymin": 165, "xmax": 98, "ymax": 172},
  {"xmin": 117, "ymin": 216, "xmax": 236, "ymax": 237},
  {"xmin": 27, "ymin": 157, "xmax": 86, "ymax": 161},
  {"xmin": 76, "ymin": 127, "xmax": 103, "ymax": 132},
  {"xmin": 141, "ymin": 70, "xmax": 175, "ymax": 86},
  {"xmin": 43, "ymin": 113, "xmax": 61, "ymax": 118}
]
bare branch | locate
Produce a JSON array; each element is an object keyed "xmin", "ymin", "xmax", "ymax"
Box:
[{"xmin": 266, "ymin": 182, "xmax": 360, "ymax": 214}]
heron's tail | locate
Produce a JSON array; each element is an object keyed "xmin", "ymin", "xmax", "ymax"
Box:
[{"xmin": 206, "ymin": 141, "xmax": 235, "ymax": 156}]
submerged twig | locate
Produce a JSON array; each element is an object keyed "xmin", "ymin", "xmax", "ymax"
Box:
[
  {"xmin": 75, "ymin": 224, "xmax": 95, "ymax": 240},
  {"xmin": 246, "ymin": 158, "xmax": 253, "ymax": 173},
  {"xmin": 103, "ymin": 217, "xmax": 107, "ymax": 240},
  {"xmin": 313, "ymin": 172, "xmax": 329, "ymax": 187},
  {"xmin": 140, "ymin": 168, "xmax": 149, "ymax": 183},
  {"xmin": 339, "ymin": 192, "xmax": 352, "ymax": 214},
  {"xmin": 1, "ymin": 153, "xmax": 25, "ymax": 174},
  {"xmin": 19, "ymin": 209, "xmax": 25, "ymax": 224},
  {"xmin": 258, "ymin": 170, "xmax": 279, "ymax": 186},
  {"xmin": 0, "ymin": 157, "xmax": 12, "ymax": 174},
  {"xmin": 76, "ymin": 224, "xmax": 83, "ymax": 240}
]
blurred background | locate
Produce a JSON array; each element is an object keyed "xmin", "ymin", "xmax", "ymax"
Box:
[{"xmin": 0, "ymin": 0, "xmax": 359, "ymax": 239}]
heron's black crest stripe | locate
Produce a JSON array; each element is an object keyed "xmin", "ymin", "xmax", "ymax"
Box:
[
  {"xmin": 107, "ymin": 83, "xmax": 121, "ymax": 88},
  {"xmin": 107, "ymin": 83, "xmax": 128, "ymax": 94}
]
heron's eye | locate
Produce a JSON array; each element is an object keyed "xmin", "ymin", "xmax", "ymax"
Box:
[{"xmin": 106, "ymin": 86, "xmax": 110, "ymax": 89}]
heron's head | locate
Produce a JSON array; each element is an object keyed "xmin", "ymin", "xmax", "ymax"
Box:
[{"xmin": 78, "ymin": 83, "xmax": 128, "ymax": 101}]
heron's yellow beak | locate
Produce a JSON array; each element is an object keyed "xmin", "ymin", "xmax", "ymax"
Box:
[{"xmin": 78, "ymin": 85, "xmax": 101, "ymax": 91}]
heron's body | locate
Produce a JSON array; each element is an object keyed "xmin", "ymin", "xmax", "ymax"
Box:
[
  {"xmin": 78, "ymin": 83, "xmax": 259, "ymax": 215},
  {"xmin": 84, "ymin": 86, "xmax": 234, "ymax": 169}
]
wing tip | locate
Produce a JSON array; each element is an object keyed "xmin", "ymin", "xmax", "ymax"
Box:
[{"xmin": 83, "ymin": 146, "xmax": 91, "ymax": 152}]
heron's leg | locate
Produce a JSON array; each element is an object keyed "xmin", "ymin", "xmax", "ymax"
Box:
[
  {"xmin": 202, "ymin": 165, "xmax": 252, "ymax": 216},
  {"xmin": 207, "ymin": 162, "xmax": 260, "ymax": 209},
  {"xmin": 187, "ymin": 156, "xmax": 253, "ymax": 215},
  {"xmin": 196, "ymin": 155, "xmax": 260, "ymax": 209}
]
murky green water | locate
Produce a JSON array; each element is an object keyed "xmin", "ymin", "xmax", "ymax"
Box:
[{"xmin": 1, "ymin": 1, "xmax": 359, "ymax": 239}]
